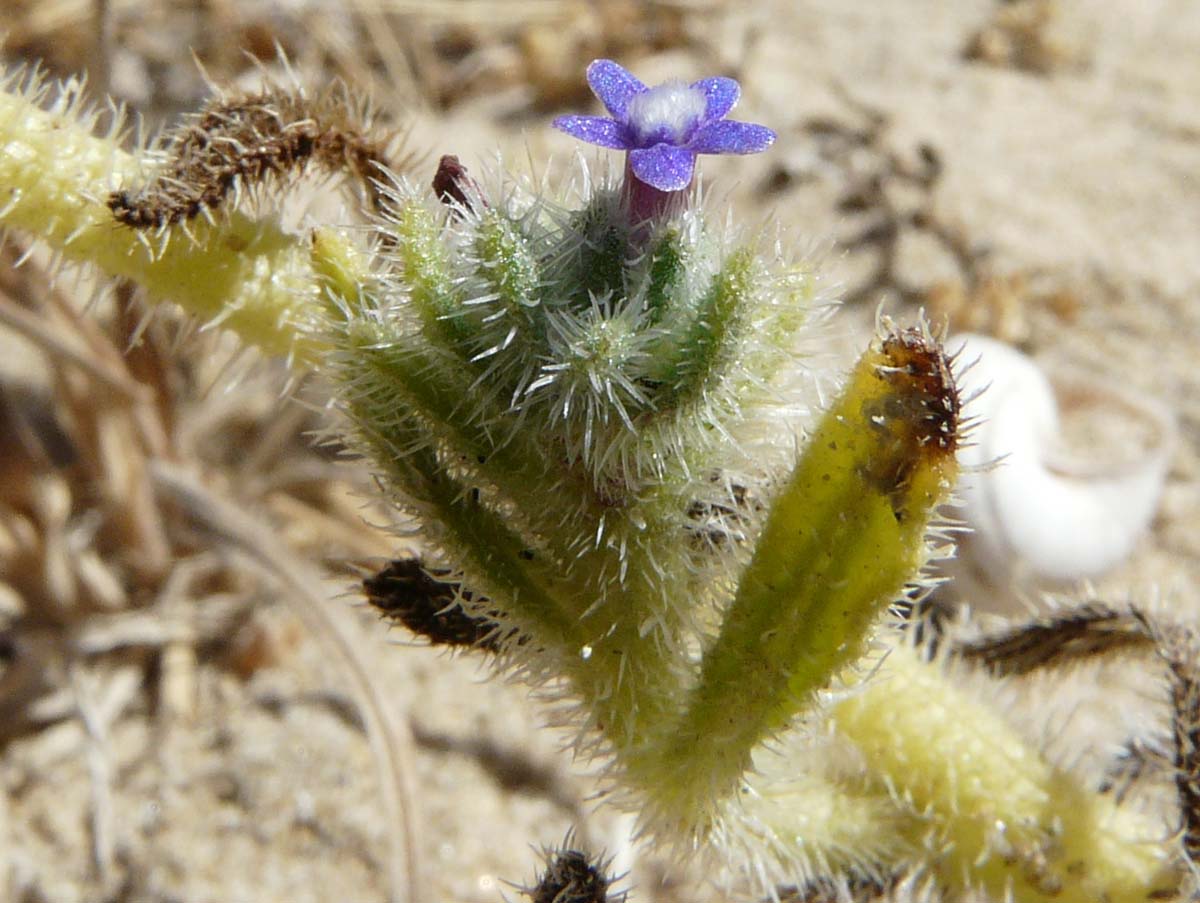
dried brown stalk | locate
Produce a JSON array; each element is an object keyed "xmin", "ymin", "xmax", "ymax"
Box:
[
  {"xmin": 108, "ymin": 84, "xmax": 412, "ymax": 227},
  {"xmin": 150, "ymin": 460, "xmax": 424, "ymax": 903},
  {"xmin": 952, "ymin": 602, "xmax": 1153, "ymax": 677}
]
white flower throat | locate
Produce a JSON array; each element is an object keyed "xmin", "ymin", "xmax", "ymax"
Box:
[{"xmin": 626, "ymin": 81, "xmax": 707, "ymax": 145}]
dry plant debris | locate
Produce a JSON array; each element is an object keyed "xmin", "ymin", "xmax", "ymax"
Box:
[
  {"xmin": 763, "ymin": 91, "xmax": 1084, "ymax": 346},
  {"xmin": 109, "ymin": 84, "xmax": 411, "ymax": 229},
  {"xmin": 363, "ymin": 558, "xmax": 514, "ymax": 653},
  {"xmin": 951, "ymin": 601, "xmax": 1154, "ymax": 677},
  {"xmin": 525, "ymin": 844, "xmax": 621, "ymax": 903},
  {"xmin": 385, "ymin": 0, "xmax": 704, "ymax": 110},
  {"xmin": 964, "ymin": 0, "xmax": 1085, "ymax": 76},
  {"xmin": 758, "ymin": 98, "xmax": 950, "ymax": 309},
  {"xmin": 1140, "ymin": 616, "xmax": 1200, "ymax": 881},
  {"xmin": 0, "ymin": 230, "xmax": 425, "ymax": 899}
]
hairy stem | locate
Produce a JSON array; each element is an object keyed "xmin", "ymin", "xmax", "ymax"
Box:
[
  {"xmin": 322, "ymin": 250, "xmax": 695, "ymax": 772},
  {"xmin": 833, "ymin": 643, "xmax": 1175, "ymax": 903},
  {"xmin": 642, "ymin": 328, "xmax": 958, "ymax": 828},
  {"xmin": 0, "ymin": 73, "xmax": 334, "ymax": 362}
]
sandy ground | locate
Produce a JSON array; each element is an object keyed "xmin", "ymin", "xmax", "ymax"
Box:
[{"xmin": 1, "ymin": 1, "xmax": 1198, "ymax": 901}]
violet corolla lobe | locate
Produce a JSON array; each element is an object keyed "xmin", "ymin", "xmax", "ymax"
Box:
[{"xmin": 553, "ymin": 58, "xmax": 776, "ymax": 194}]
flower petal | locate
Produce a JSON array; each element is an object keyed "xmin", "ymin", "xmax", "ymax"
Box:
[
  {"xmin": 586, "ymin": 59, "xmax": 646, "ymax": 121},
  {"xmin": 552, "ymin": 115, "xmax": 631, "ymax": 149},
  {"xmin": 690, "ymin": 76, "xmax": 740, "ymax": 123},
  {"xmin": 688, "ymin": 120, "xmax": 777, "ymax": 155},
  {"xmin": 629, "ymin": 144, "xmax": 696, "ymax": 192}
]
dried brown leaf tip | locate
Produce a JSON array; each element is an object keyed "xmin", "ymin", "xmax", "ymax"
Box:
[
  {"xmin": 362, "ymin": 558, "xmax": 512, "ymax": 652},
  {"xmin": 859, "ymin": 325, "xmax": 960, "ymax": 521},
  {"xmin": 432, "ymin": 153, "xmax": 486, "ymax": 213},
  {"xmin": 524, "ymin": 847, "xmax": 619, "ymax": 903},
  {"xmin": 1142, "ymin": 617, "xmax": 1200, "ymax": 870},
  {"xmin": 109, "ymin": 84, "xmax": 410, "ymax": 229},
  {"xmin": 876, "ymin": 327, "xmax": 960, "ymax": 457},
  {"xmin": 954, "ymin": 602, "xmax": 1153, "ymax": 677}
]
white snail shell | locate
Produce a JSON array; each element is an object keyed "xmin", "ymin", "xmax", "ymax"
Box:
[{"xmin": 948, "ymin": 333, "xmax": 1175, "ymax": 587}]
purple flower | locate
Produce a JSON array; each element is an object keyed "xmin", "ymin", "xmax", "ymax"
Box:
[{"xmin": 553, "ymin": 59, "xmax": 776, "ymax": 193}]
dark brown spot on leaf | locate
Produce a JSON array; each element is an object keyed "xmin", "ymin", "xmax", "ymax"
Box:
[{"xmin": 363, "ymin": 558, "xmax": 513, "ymax": 652}]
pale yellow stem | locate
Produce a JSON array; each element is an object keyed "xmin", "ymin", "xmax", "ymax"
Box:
[
  {"xmin": 0, "ymin": 76, "xmax": 337, "ymax": 364},
  {"xmin": 833, "ymin": 644, "xmax": 1176, "ymax": 902}
]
